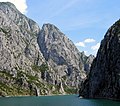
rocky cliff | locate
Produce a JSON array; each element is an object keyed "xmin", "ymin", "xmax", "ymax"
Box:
[
  {"xmin": 0, "ymin": 2, "xmax": 50, "ymax": 96},
  {"xmin": 0, "ymin": 2, "xmax": 94, "ymax": 96},
  {"xmin": 79, "ymin": 20, "xmax": 120, "ymax": 100},
  {"xmin": 38, "ymin": 24, "xmax": 94, "ymax": 93}
]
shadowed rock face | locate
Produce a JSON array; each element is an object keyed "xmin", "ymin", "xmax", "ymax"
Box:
[{"xmin": 79, "ymin": 20, "xmax": 120, "ymax": 100}]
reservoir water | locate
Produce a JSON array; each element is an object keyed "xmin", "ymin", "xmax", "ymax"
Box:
[{"xmin": 0, "ymin": 95, "xmax": 120, "ymax": 106}]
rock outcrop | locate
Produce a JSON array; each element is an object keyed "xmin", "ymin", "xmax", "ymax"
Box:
[
  {"xmin": 0, "ymin": 2, "xmax": 48, "ymax": 96},
  {"xmin": 0, "ymin": 2, "xmax": 94, "ymax": 96},
  {"xmin": 38, "ymin": 24, "xmax": 94, "ymax": 92},
  {"xmin": 79, "ymin": 20, "xmax": 120, "ymax": 100}
]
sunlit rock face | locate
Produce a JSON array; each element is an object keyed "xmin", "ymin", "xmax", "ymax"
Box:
[
  {"xmin": 0, "ymin": 2, "xmax": 94, "ymax": 96},
  {"xmin": 38, "ymin": 23, "xmax": 94, "ymax": 90},
  {"xmin": 0, "ymin": 2, "xmax": 48, "ymax": 96}
]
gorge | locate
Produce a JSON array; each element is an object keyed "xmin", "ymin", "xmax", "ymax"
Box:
[{"xmin": 0, "ymin": 2, "xmax": 120, "ymax": 101}]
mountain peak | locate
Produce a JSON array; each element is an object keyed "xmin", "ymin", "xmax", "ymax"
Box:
[
  {"xmin": 38, "ymin": 21, "xmax": 94, "ymax": 91},
  {"xmin": 0, "ymin": 2, "xmax": 18, "ymax": 12},
  {"xmin": 0, "ymin": 2, "xmax": 15, "ymax": 6},
  {"xmin": 0, "ymin": 2, "xmax": 94, "ymax": 96},
  {"xmin": 42, "ymin": 23, "xmax": 61, "ymax": 32}
]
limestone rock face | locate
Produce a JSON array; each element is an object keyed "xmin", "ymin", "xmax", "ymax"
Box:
[
  {"xmin": 0, "ymin": 2, "xmax": 94, "ymax": 96},
  {"xmin": 79, "ymin": 20, "xmax": 120, "ymax": 100},
  {"xmin": 0, "ymin": 2, "xmax": 48, "ymax": 96},
  {"xmin": 0, "ymin": 2, "xmax": 46, "ymax": 73},
  {"xmin": 38, "ymin": 24, "xmax": 93, "ymax": 90}
]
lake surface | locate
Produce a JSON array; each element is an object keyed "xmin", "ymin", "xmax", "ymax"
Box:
[{"xmin": 0, "ymin": 95, "xmax": 120, "ymax": 106}]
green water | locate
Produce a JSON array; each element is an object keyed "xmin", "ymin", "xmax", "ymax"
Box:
[{"xmin": 0, "ymin": 95, "xmax": 120, "ymax": 106}]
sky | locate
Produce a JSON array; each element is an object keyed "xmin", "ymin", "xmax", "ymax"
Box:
[{"xmin": 0, "ymin": 0, "xmax": 120, "ymax": 56}]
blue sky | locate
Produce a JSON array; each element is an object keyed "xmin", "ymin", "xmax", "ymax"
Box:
[{"xmin": 1, "ymin": 0, "xmax": 120, "ymax": 56}]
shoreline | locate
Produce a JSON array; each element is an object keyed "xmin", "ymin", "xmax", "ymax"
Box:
[
  {"xmin": 1, "ymin": 95, "xmax": 120, "ymax": 101},
  {"xmin": 0, "ymin": 94, "xmax": 78, "ymax": 98},
  {"xmin": 78, "ymin": 95, "xmax": 120, "ymax": 101}
]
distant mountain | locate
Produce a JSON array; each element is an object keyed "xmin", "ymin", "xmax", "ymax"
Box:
[
  {"xmin": 79, "ymin": 20, "xmax": 120, "ymax": 100},
  {"xmin": 0, "ymin": 2, "xmax": 94, "ymax": 96}
]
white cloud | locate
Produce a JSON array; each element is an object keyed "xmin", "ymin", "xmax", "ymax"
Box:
[
  {"xmin": 75, "ymin": 40, "xmax": 100, "ymax": 56},
  {"xmin": 75, "ymin": 38, "xmax": 96, "ymax": 48},
  {"xmin": 84, "ymin": 38, "xmax": 95, "ymax": 43},
  {"xmin": 0, "ymin": 0, "xmax": 27, "ymax": 14},
  {"xmin": 91, "ymin": 43, "xmax": 100, "ymax": 50},
  {"xmin": 75, "ymin": 42, "xmax": 85, "ymax": 47}
]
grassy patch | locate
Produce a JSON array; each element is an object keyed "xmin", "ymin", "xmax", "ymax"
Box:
[
  {"xmin": 64, "ymin": 86, "xmax": 77, "ymax": 94},
  {"xmin": 0, "ymin": 82, "xmax": 31, "ymax": 96},
  {"xmin": 32, "ymin": 64, "xmax": 48, "ymax": 72},
  {"xmin": 0, "ymin": 71, "xmax": 14, "ymax": 79},
  {"xmin": 17, "ymin": 71, "xmax": 39, "ymax": 84}
]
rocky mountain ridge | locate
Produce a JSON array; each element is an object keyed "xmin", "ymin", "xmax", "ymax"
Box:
[
  {"xmin": 0, "ymin": 2, "xmax": 94, "ymax": 96},
  {"xmin": 38, "ymin": 23, "xmax": 95, "ymax": 92},
  {"xmin": 79, "ymin": 19, "xmax": 120, "ymax": 100},
  {"xmin": 0, "ymin": 2, "xmax": 48, "ymax": 96}
]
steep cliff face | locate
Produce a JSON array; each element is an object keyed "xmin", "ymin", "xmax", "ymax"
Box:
[
  {"xmin": 0, "ymin": 2, "xmax": 94, "ymax": 96},
  {"xmin": 0, "ymin": 2, "xmax": 44, "ymax": 71},
  {"xmin": 79, "ymin": 20, "xmax": 120, "ymax": 100},
  {"xmin": 0, "ymin": 2, "xmax": 53, "ymax": 96},
  {"xmin": 38, "ymin": 24, "xmax": 93, "ymax": 91}
]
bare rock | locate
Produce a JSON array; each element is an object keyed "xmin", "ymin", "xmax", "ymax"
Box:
[{"xmin": 79, "ymin": 20, "xmax": 120, "ymax": 100}]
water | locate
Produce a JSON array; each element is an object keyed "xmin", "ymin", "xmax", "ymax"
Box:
[{"xmin": 0, "ymin": 95, "xmax": 120, "ymax": 106}]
